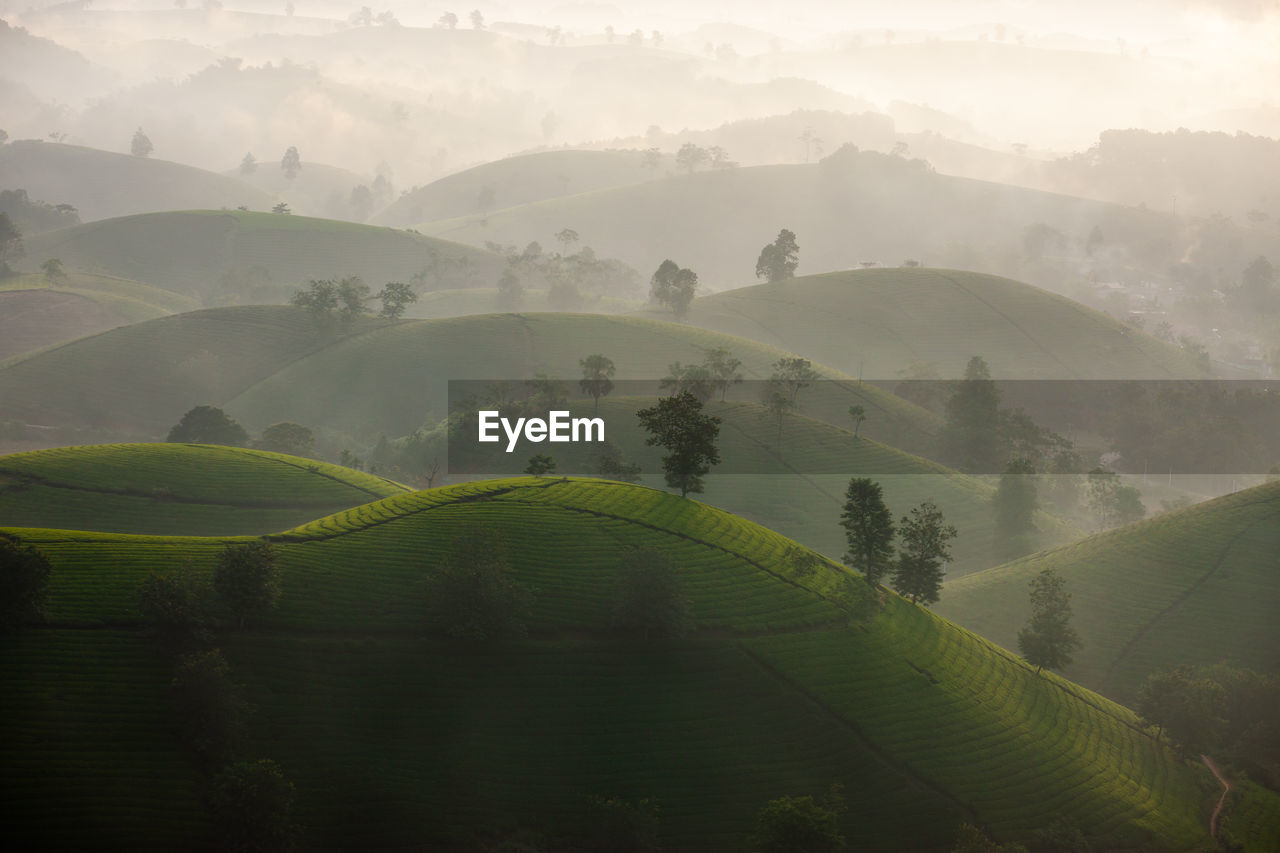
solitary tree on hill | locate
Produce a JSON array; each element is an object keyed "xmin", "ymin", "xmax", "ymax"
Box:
[
  {"xmin": 636, "ymin": 390, "xmax": 721, "ymax": 497},
  {"xmin": 40, "ymin": 257, "xmax": 66, "ymax": 282},
  {"xmin": 213, "ymin": 541, "xmax": 281, "ymax": 628},
  {"xmin": 675, "ymin": 142, "xmax": 709, "ymax": 174},
  {"xmin": 891, "ymin": 500, "xmax": 956, "ymax": 606},
  {"xmin": 375, "ymin": 281, "xmax": 417, "ymax": 319},
  {"xmin": 650, "ymin": 259, "xmax": 699, "ymax": 318},
  {"xmin": 1016, "ymin": 568, "xmax": 1080, "ymax": 675},
  {"xmin": 167, "ymin": 405, "xmax": 250, "ymax": 446},
  {"xmin": 847, "ymin": 404, "xmax": 866, "ymax": 438},
  {"xmin": 840, "ymin": 478, "xmax": 895, "ymax": 586},
  {"xmin": 579, "ymin": 354, "xmax": 616, "ymax": 414},
  {"xmin": 755, "ymin": 229, "xmax": 799, "ymax": 282},
  {"xmin": 940, "ymin": 355, "xmax": 1001, "ymax": 473},
  {"xmin": 131, "ymin": 127, "xmax": 154, "ymax": 158},
  {"xmin": 524, "ymin": 454, "xmax": 556, "ymax": 476},
  {"xmin": 280, "ymin": 146, "xmax": 301, "ymax": 180},
  {"xmin": 239, "ymin": 152, "xmax": 257, "ymax": 175}
]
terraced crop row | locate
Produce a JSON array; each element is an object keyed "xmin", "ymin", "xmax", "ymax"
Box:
[
  {"xmin": 742, "ymin": 602, "xmax": 1208, "ymax": 847},
  {"xmin": 940, "ymin": 480, "xmax": 1280, "ymax": 701}
]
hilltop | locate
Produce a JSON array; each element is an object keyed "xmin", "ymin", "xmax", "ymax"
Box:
[
  {"xmin": 0, "ymin": 141, "xmax": 273, "ymax": 222},
  {"xmin": 635, "ymin": 267, "xmax": 1211, "ymax": 379},
  {"xmin": 0, "ymin": 443, "xmax": 407, "ymax": 536},
  {"xmin": 22, "ymin": 209, "xmax": 501, "ymax": 306},
  {"xmin": 0, "ymin": 478, "xmax": 1220, "ymax": 849},
  {"xmin": 0, "ymin": 273, "xmax": 197, "ymax": 361},
  {"xmin": 939, "ymin": 479, "xmax": 1280, "ymax": 703},
  {"xmin": 374, "ymin": 149, "xmax": 669, "ymax": 227}
]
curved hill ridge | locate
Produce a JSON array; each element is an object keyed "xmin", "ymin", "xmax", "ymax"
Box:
[
  {"xmin": 2, "ymin": 477, "xmax": 1213, "ymax": 849},
  {"xmin": 0, "ymin": 443, "xmax": 408, "ymax": 535},
  {"xmin": 23, "ymin": 209, "xmax": 501, "ymax": 303},
  {"xmin": 374, "ymin": 148, "xmax": 668, "ymax": 227},
  {"xmin": 635, "ymin": 268, "xmax": 1211, "ymax": 379},
  {"xmin": 938, "ymin": 479, "xmax": 1280, "ymax": 703},
  {"xmin": 0, "ymin": 140, "xmax": 272, "ymax": 222}
]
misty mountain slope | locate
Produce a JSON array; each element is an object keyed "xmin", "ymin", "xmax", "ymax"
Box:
[
  {"xmin": 0, "ymin": 273, "xmax": 197, "ymax": 362},
  {"xmin": 2, "ymin": 478, "xmax": 1213, "ymax": 849},
  {"xmin": 938, "ymin": 479, "xmax": 1280, "ymax": 704},
  {"xmin": 635, "ymin": 267, "xmax": 1212, "ymax": 379},
  {"xmin": 416, "ymin": 149, "xmax": 1278, "ymax": 304},
  {"xmin": 373, "ymin": 149, "xmax": 670, "ymax": 227},
  {"xmin": 411, "ymin": 287, "xmax": 644, "ymax": 318},
  {"xmin": 224, "ymin": 160, "xmax": 377, "ymax": 220},
  {"xmin": 0, "ymin": 141, "xmax": 273, "ymax": 222},
  {"xmin": 23, "ymin": 210, "xmax": 502, "ymax": 304},
  {"xmin": 0, "ymin": 443, "xmax": 407, "ymax": 536},
  {"xmin": 0, "ymin": 308, "xmax": 938, "ymax": 449},
  {"xmin": 0, "ymin": 20, "xmax": 113, "ymax": 105}
]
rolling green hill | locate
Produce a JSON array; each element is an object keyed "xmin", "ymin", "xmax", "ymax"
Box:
[
  {"xmin": 0, "ymin": 443, "xmax": 408, "ymax": 536},
  {"xmin": 373, "ymin": 149, "xmax": 668, "ymax": 227},
  {"xmin": 634, "ymin": 267, "xmax": 1212, "ymax": 380},
  {"xmin": 938, "ymin": 480, "xmax": 1280, "ymax": 703},
  {"xmin": 0, "ymin": 273, "xmax": 197, "ymax": 361},
  {"xmin": 0, "ymin": 478, "xmax": 1223, "ymax": 849},
  {"xmin": 0, "ymin": 140, "xmax": 273, "ymax": 222},
  {"xmin": 23, "ymin": 210, "xmax": 502, "ymax": 306},
  {"xmin": 412, "ymin": 286, "xmax": 644, "ymax": 317}
]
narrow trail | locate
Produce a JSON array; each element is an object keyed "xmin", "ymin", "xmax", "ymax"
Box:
[{"xmin": 1201, "ymin": 754, "xmax": 1232, "ymax": 840}]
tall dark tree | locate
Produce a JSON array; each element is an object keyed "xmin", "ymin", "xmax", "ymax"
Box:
[
  {"xmin": 579, "ymin": 354, "xmax": 616, "ymax": 414},
  {"xmin": 992, "ymin": 457, "xmax": 1039, "ymax": 561},
  {"xmin": 213, "ymin": 541, "xmax": 281, "ymax": 628},
  {"xmin": 636, "ymin": 391, "xmax": 721, "ymax": 497},
  {"xmin": 660, "ymin": 361, "xmax": 715, "ymax": 403},
  {"xmin": 612, "ymin": 547, "xmax": 692, "ymax": 640},
  {"xmin": 891, "ymin": 501, "xmax": 956, "ymax": 606},
  {"xmin": 755, "ymin": 228, "xmax": 800, "ymax": 282},
  {"xmin": 167, "ymin": 405, "xmax": 250, "ymax": 446},
  {"xmin": 0, "ymin": 211, "xmax": 23, "ymax": 274},
  {"xmin": 847, "ymin": 404, "xmax": 866, "ymax": 438},
  {"xmin": 839, "ymin": 478, "xmax": 895, "ymax": 586},
  {"xmin": 703, "ymin": 347, "xmax": 743, "ymax": 400},
  {"xmin": 940, "ymin": 356, "xmax": 1002, "ymax": 473},
  {"xmin": 376, "ymin": 282, "xmax": 417, "ymax": 319},
  {"xmin": 771, "ymin": 357, "xmax": 820, "ymax": 407},
  {"xmin": 0, "ymin": 535, "xmax": 53, "ymax": 631},
  {"xmin": 1016, "ymin": 568, "xmax": 1080, "ymax": 674}
]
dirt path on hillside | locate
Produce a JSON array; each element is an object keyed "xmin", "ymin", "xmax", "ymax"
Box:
[{"xmin": 1201, "ymin": 754, "xmax": 1232, "ymax": 839}]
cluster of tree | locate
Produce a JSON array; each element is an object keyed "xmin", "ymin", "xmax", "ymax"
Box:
[
  {"xmin": 839, "ymin": 478, "xmax": 958, "ymax": 607},
  {"xmin": 1016, "ymin": 568, "xmax": 1081, "ymax": 675},
  {"xmin": 348, "ymin": 6, "xmax": 401, "ymax": 27},
  {"xmin": 166, "ymin": 405, "xmax": 316, "ymax": 457},
  {"xmin": 136, "ymin": 543, "xmax": 298, "ymax": 848},
  {"xmin": 673, "ymin": 142, "xmax": 737, "ymax": 174},
  {"xmin": 1137, "ymin": 664, "xmax": 1280, "ymax": 784},
  {"xmin": 761, "ymin": 357, "xmax": 821, "ymax": 444},
  {"xmin": 753, "ymin": 785, "xmax": 846, "ymax": 853},
  {"xmin": 1082, "ymin": 468, "xmax": 1145, "ymax": 531},
  {"xmin": 290, "ymin": 276, "xmax": 418, "ymax": 326},
  {"xmin": 0, "ymin": 534, "xmax": 53, "ymax": 632},
  {"xmin": 950, "ymin": 817, "xmax": 1093, "ymax": 853},
  {"xmin": 659, "ymin": 347, "xmax": 744, "ymax": 403},
  {"xmin": 0, "ymin": 211, "xmax": 23, "ymax": 275},
  {"xmin": 650, "ymin": 259, "xmax": 698, "ymax": 318},
  {"xmin": 0, "ymin": 188, "xmax": 79, "ymax": 236},
  {"xmin": 486, "ymin": 236, "xmax": 641, "ymax": 311}
]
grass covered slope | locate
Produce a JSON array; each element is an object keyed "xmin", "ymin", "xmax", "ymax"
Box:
[
  {"xmin": 0, "ymin": 140, "xmax": 272, "ymax": 222},
  {"xmin": 939, "ymin": 480, "xmax": 1280, "ymax": 703},
  {"xmin": 2, "ymin": 478, "xmax": 1213, "ymax": 849},
  {"xmin": 0, "ymin": 273, "xmax": 197, "ymax": 361},
  {"xmin": 636, "ymin": 268, "xmax": 1211, "ymax": 379},
  {"xmin": 0, "ymin": 443, "xmax": 408, "ymax": 535},
  {"xmin": 24, "ymin": 209, "xmax": 501, "ymax": 303},
  {"xmin": 374, "ymin": 149, "xmax": 667, "ymax": 227}
]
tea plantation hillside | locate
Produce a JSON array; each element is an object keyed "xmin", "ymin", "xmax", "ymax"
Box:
[
  {"xmin": 634, "ymin": 268, "xmax": 1211, "ymax": 379},
  {"xmin": 454, "ymin": 397, "xmax": 1082, "ymax": 577},
  {"xmin": 0, "ymin": 443, "xmax": 408, "ymax": 535},
  {"xmin": 24, "ymin": 210, "xmax": 501, "ymax": 304},
  {"xmin": 0, "ymin": 478, "xmax": 1223, "ymax": 850},
  {"xmin": 0, "ymin": 308, "xmax": 940, "ymax": 452},
  {"xmin": 0, "ymin": 306, "xmax": 384, "ymax": 438},
  {"xmin": 939, "ymin": 479, "xmax": 1280, "ymax": 703},
  {"xmin": 0, "ymin": 273, "xmax": 197, "ymax": 361},
  {"xmin": 374, "ymin": 149, "xmax": 668, "ymax": 227},
  {"xmin": 0, "ymin": 140, "xmax": 273, "ymax": 221}
]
